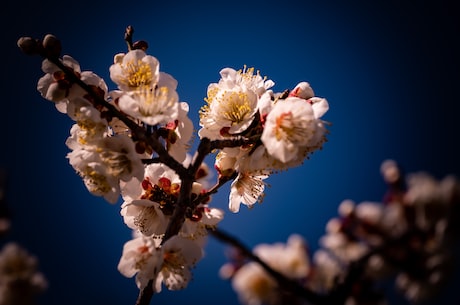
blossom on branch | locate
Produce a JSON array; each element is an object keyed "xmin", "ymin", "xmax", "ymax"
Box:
[
  {"xmin": 218, "ymin": 160, "xmax": 460, "ymax": 305},
  {"xmin": 120, "ymin": 162, "xmax": 224, "ymax": 241},
  {"xmin": 17, "ymin": 27, "xmax": 460, "ymax": 305},
  {"xmin": 209, "ymin": 80, "xmax": 329, "ymax": 212},
  {"xmin": 109, "ymin": 49, "xmax": 179, "ymax": 126},
  {"xmin": 199, "ymin": 66, "xmax": 273, "ymax": 140},
  {"xmin": 67, "ymin": 133, "xmax": 144, "ymax": 203},
  {"xmin": 260, "ymin": 95, "xmax": 328, "ymax": 164},
  {"xmin": 37, "ymin": 55, "xmax": 108, "ymax": 114},
  {"xmin": 118, "ymin": 233, "xmax": 203, "ymax": 292}
]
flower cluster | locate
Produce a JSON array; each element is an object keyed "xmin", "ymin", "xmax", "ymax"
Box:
[
  {"xmin": 16, "ymin": 27, "xmax": 460, "ymax": 305},
  {"xmin": 117, "ymin": 161, "xmax": 224, "ymax": 290},
  {"xmin": 220, "ymin": 160, "xmax": 460, "ymax": 305},
  {"xmin": 201, "ymin": 68, "xmax": 329, "ymax": 212},
  {"xmin": 18, "ymin": 29, "xmax": 330, "ymax": 298},
  {"xmin": 0, "ymin": 242, "xmax": 47, "ymax": 305}
]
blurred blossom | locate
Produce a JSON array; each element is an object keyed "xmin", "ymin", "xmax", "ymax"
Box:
[
  {"xmin": 0, "ymin": 242, "xmax": 47, "ymax": 305},
  {"xmin": 223, "ymin": 160, "xmax": 460, "ymax": 305},
  {"xmin": 229, "ymin": 234, "xmax": 310, "ymax": 305}
]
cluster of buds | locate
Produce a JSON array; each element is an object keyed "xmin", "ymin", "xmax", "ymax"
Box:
[
  {"xmin": 220, "ymin": 160, "xmax": 460, "ymax": 305},
  {"xmin": 17, "ymin": 26, "xmax": 330, "ymax": 302}
]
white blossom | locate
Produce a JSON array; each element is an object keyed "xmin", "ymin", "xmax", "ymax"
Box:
[
  {"xmin": 261, "ymin": 96, "xmax": 328, "ymax": 163},
  {"xmin": 109, "ymin": 49, "xmax": 179, "ymax": 125},
  {"xmin": 109, "ymin": 50, "xmax": 160, "ymax": 91},
  {"xmin": 254, "ymin": 234, "xmax": 310, "ymax": 279},
  {"xmin": 121, "ymin": 199, "xmax": 167, "ymax": 236},
  {"xmin": 37, "ymin": 55, "xmax": 108, "ymax": 114},
  {"xmin": 232, "ymin": 262, "xmax": 278, "ymax": 305},
  {"xmin": 199, "ymin": 66, "xmax": 273, "ymax": 140},
  {"xmin": 0, "ymin": 242, "xmax": 47, "ymax": 305},
  {"xmin": 117, "ymin": 234, "xmax": 162, "ymax": 289},
  {"xmin": 165, "ymin": 102, "xmax": 194, "ymax": 163},
  {"xmin": 153, "ymin": 236, "xmax": 203, "ymax": 292},
  {"xmin": 229, "ymin": 171, "xmax": 268, "ymax": 213},
  {"xmin": 67, "ymin": 134, "xmax": 144, "ymax": 203},
  {"xmin": 231, "ymin": 234, "xmax": 310, "ymax": 305},
  {"xmin": 115, "ymin": 85, "xmax": 179, "ymax": 126}
]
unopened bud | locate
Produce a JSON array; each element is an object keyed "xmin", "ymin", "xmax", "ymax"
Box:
[
  {"xmin": 338, "ymin": 199, "xmax": 355, "ymax": 217},
  {"xmin": 289, "ymin": 82, "xmax": 314, "ymax": 99},
  {"xmin": 132, "ymin": 40, "xmax": 149, "ymax": 51},
  {"xmin": 42, "ymin": 34, "xmax": 62, "ymax": 58},
  {"xmin": 380, "ymin": 159, "xmax": 400, "ymax": 184},
  {"xmin": 214, "ymin": 152, "xmax": 236, "ymax": 178},
  {"xmin": 17, "ymin": 36, "xmax": 40, "ymax": 55}
]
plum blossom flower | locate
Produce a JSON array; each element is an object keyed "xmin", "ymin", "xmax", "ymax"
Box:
[
  {"xmin": 68, "ymin": 150, "xmax": 122, "ymax": 203},
  {"xmin": 118, "ymin": 235, "xmax": 203, "ymax": 292},
  {"xmin": 37, "ymin": 55, "xmax": 81, "ymax": 104},
  {"xmin": 0, "ymin": 242, "xmax": 47, "ymax": 305},
  {"xmin": 65, "ymin": 100, "xmax": 109, "ymax": 148},
  {"xmin": 115, "ymin": 85, "xmax": 179, "ymax": 126},
  {"xmin": 229, "ymin": 171, "xmax": 268, "ymax": 213},
  {"xmin": 117, "ymin": 234, "xmax": 162, "ymax": 290},
  {"xmin": 214, "ymin": 149, "xmax": 238, "ymax": 178},
  {"xmin": 230, "ymin": 234, "xmax": 310, "ymax": 305},
  {"xmin": 309, "ymin": 249, "xmax": 343, "ymax": 292},
  {"xmin": 66, "ymin": 134, "xmax": 144, "ymax": 203},
  {"xmin": 109, "ymin": 49, "xmax": 179, "ymax": 125},
  {"xmin": 165, "ymin": 102, "xmax": 194, "ymax": 163},
  {"xmin": 121, "ymin": 199, "xmax": 167, "ymax": 236},
  {"xmin": 254, "ymin": 234, "xmax": 310, "ymax": 279},
  {"xmin": 232, "ymin": 262, "xmax": 278, "ymax": 305},
  {"xmin": 213, "ymin": 147, "xmax": 272, "ymax": 213},
  {"xmin": 109, "ymin": 49, "xmax": 159, "ymax": 91},
  {"xmin": 199, "ymin": 66, "xmax": 274, "ymax": 140},
  {"xmin": 153, "ymin": 235, "xmax": 203, "ymax": 292},
  {"xmin": 37, "ymin": 55, "xmax": 108, "ymax": 113},
  {"xmin": 121, "ymin": 162, "xmax": 224, "ymax": 242},
  {"xmin": 122, "ymin": 163, "xmax": 181, "ymax": 217},
  {"xmin": 180, "ymin": 204, "xmax": 225, "ymax": 246},
  {"xmin": 261, "ymin": 96, "xmax": 328, "ymax": 163},
  {"xmin": 218, "ymin": 66, "xmax": 274, "ymax": 96},
  {"xmin": 288, "ymin": 81, "xmax": 314, "ymax": 99}
]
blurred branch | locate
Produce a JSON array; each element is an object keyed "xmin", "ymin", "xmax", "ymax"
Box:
[{"xmin": 0, "ymin": 168, "xmax": 11, "ymax": 237}]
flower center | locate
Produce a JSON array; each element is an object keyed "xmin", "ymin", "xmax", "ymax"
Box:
[
  {"xmin": 136, "ymin": 86, "xmax": 170, "ymax": 117},
  {"xmin": 163, "ymin": 250, "xmax": 186, "ymax": 271},
  {"xmin": 99, "ymin": 149, "xmax": 132, "ymax": 177},
  {"xmin": 274, "ymin": 111, "xmax": 312, "ymax": 142},
  {"xmin": 140, "ymin": 177, "xmax": 180, "ymax": 215},
  {"xmin": 81, "ymin": 168, "xmax": 112, "ymax": 194},
  {"xmin": 220, "ymin": 91, "xmax": 252, "ymax": 124},
  {"xmin": 122, "ymin": 59, "xmax": 153, "ymax": 88}
]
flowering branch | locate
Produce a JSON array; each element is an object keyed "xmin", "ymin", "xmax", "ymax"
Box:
[{"xmin": 16, "ymin": 24, "xmax": 459, "ymax": 305}]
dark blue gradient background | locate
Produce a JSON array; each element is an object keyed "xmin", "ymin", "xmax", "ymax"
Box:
[{"xmin": 2, "ymin": 1, "xmax": 459, "ymax": 304}]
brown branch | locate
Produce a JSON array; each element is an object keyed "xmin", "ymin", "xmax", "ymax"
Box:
[
  {"xmin": 210, "ymin": 137, "xmax": 258, "ymax": 151},
  {"xmin": 135, "ymin": 280, "xmax": 154, "ymax": 305},
  {"xmin": 44, "ymin": 56, "xmax": 189, "ymax": 180},
  {"xmin": 192, "ymin": 171, "xmax": 238, "ymax": 207},
  {"xmin": 124, "ymin": 25, "xmax": 134, "ymax": 51}
]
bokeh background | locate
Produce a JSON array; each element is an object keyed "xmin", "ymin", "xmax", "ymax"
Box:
[{"xmin": 2, "ymin": 0, "xmax": 459, "ymax": 304}]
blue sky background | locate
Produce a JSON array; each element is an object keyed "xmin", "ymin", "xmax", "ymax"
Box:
[{"xmin": 2, "ymin": 0, "xmax": 459, "ymax": 304}]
